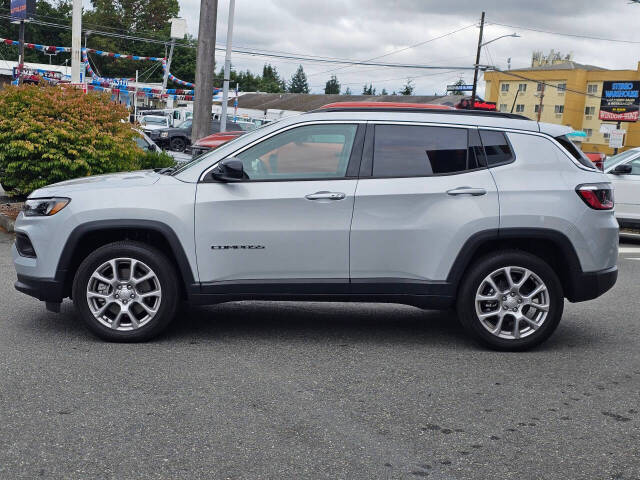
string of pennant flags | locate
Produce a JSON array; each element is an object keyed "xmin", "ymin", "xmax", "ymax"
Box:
[{"xmin": 1, "ymin": 37, "xmax": 220, "ymax": 95}]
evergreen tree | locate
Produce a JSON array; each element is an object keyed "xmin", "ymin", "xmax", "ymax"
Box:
[
  {"xmin": 324, "ymin": 75, "xmax": 340, "ymax": 94},
  {"xmin": 381, "ymin": 88, "xmax": 388, "ymax": 95},
  {"xmin": 362, "ymin": 83, "xmax": 376, "ymax": 95},
  {"xmin": 260, "ymin": 64, "xmax": 286, "ymax": 93},
  {"xmin": 400, "ymin": 78, "xmax": 415, "ymax": 96},
  {"xmin": 288, "ymin": 65, "xmax": 310, "ymax": 93},
  {"xmin": 451, "ymin": 78, "xmax": 467, "ymax": 96},
  {"xmin": 343, "ymin": 86, "xmax": 352, "ymax": 95}
]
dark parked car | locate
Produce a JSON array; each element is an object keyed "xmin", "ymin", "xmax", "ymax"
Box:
[{"xmin": 149, "ymin": 119, "xmax": 242, "ymax": 152}]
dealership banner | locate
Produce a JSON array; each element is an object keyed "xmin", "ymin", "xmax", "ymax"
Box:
[
  {"xmin": 10, "ymin": 0, "xmax": 35, "ymax": 20},
  {"xmin": 599, "ymin": 81, "xmax": 640, "ymax": 122}
]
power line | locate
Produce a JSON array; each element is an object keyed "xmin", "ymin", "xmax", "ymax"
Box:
[
  {"xmin": 307, "ymin": 23, "xmax": 478, "ymax": 78},
  {"xmin": 487, "ymin": 21, "xmax": 640, "ymax": 44},
  {"xmin": 0, "ymin": 13, "xmax": 478, "ymax": 71},
  {"xmin": 309, "ymin": 69, "xmax": 466, "ymax": 89}
]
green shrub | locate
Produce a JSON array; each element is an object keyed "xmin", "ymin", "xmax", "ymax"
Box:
[
  {"xmin": 137, "ymin": 150, "xmax": 176, "ymax": 170},
  {"xmin": 0, "ymin": 84, "xmax": 156, "ymax": 196}
]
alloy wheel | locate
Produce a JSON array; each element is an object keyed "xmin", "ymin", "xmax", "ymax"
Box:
[
  {"xmin": 474, "ymin": 266, "xmax": 550, "ymax": 340},
  {"xmin": 86, "ymin": 257, "xmax": 162, "ymax": 331}
]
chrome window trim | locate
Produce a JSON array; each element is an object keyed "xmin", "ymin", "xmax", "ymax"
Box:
[{"xmin": 198, "ymin": 120, "xmax": 365, "ymax": 182}]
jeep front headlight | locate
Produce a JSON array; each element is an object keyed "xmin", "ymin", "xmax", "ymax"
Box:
[{"xmin": 23, "ymin": 198, "xmax": 70, "ymax": 217}]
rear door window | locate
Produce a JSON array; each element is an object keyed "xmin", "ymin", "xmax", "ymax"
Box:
[
  {"xmin": 372, "ymin": 125, "xmax": 479, "ymax": 177},
  {"xmin": 479, "ymin": 130, "xmax": 514, "ymax": 167}
]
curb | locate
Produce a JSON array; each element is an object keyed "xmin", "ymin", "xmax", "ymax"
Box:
[{"xmin": 0, "ymin": 213, "xmax": 15, "ymax": 233}]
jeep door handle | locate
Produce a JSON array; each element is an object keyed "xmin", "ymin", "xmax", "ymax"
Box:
[
  {"xmin": 305, "ymin": 191, "xmax": 346, "ymax": 201},
  {"xmin": 446, "ymin": 187, "xmax": 487, "ymax": 196}
]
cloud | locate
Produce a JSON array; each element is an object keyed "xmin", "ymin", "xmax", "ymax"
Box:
[{"xmin": 176, "ymin": 0, "xmax": 640, "ymax": 96}]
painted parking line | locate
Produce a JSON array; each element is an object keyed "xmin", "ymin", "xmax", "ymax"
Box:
[{"xmin": 619, "ymin": 246, "xmax": 640, "ymax": 254}]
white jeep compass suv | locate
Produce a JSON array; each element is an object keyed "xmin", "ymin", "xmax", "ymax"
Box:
[{"xmin": 12, "ymin": 103, "xmax": 618, "ymax": 350}]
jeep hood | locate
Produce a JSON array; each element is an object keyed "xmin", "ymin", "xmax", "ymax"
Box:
[{"xmin": 30, "ymin": 170, "xmax": 161, "ymax": 197}]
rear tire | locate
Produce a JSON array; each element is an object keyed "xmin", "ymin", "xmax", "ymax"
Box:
[
  {"xmin": 72, "ymin": 241, "xmax": 179, "ymax": 342},
  {"xmin": 456, "ymin": 250, "xmax": 564, "ymax": 351},
  {"xmin": 170, "ymin": 137, "xmax": 187, "ymax": 152}
]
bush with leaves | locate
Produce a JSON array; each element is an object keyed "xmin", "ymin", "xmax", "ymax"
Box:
[
  {"xmin": 138, "ymin": 150, "xmax": 176, "ymax": 170},
  {"xmin": 0, "ymin": 84, "xmax": 155, "ymax": 196}
]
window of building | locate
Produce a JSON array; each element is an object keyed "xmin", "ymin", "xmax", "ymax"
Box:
[
  {"xmin": 557, "ymin": 83, "xmax": 567, "ymax": 92},
  {"xmin": 372, "ymin": 125, "xmax": 477, "ymax": 177},
  {"xmin": 479, "ymin": 130, "xmax": 514, "ymax": 167},
  {"xmin": 534, "ymin": 104, "xmax": 543, "ymax": 113},
  {"xmin": 587, "ymin": 84, "xmax": 598, "ymax": 94},
  {"xmin": 603, "ymin": 132, "xmax": 610, "ymax": 141},
  {"xmin": 584, "ymin": 129, "xmax": 593, "ymax": 137},
  {"xmin": 515, "ymin": 104, "xmax": 525, "ymax": 113},
  {"xmin": 554, "ymin": 105, "xmax": 564, "ymax": 114},
  {"xmin": 518, "ymin": 84, "xmax": 527, "ymax": 92},
  {"xmin": 501, "ymin": 83, "xmax": 510, "ymax": 92},
  {"xmin": 585, "ymin": 106, "xmax": 596, "ymax": 116},
  {"xmin": 236, "ymin": 123, "xmax": 358, "ymax": 180},
  {"xmin": 537, "ymin": 83, "xmax": 544, "ymax": 92},
  {"xmin": 499, "ymin": 103, "xmax": 508, "ymax": 112}
]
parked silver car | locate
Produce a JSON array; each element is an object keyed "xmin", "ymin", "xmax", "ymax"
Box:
[
  {"xmin": 12, "ymin": 105, "xmax": 618, "ymax": 349},
  {"xmin": 604, "ymin": 147, "xmax": 640, "ymax": 228}
]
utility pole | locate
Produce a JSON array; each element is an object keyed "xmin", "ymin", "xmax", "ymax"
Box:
[
  {"xmin": 71, "ymin": 0, "xmax": 82, "ymax": 84},
  {"xmin": 509, "ymin": 89, "xmax": 520, "ymax": 113},
  {"xmin": 536, "ymin": 83, "xmax": 545, "ymax": 122},
  {"xmin": 219, "ymin": 0, "xmax": 235, "ymax": 133},
  {"xmin": 470, "ymin": 11, "xmax": 485, "ymax": 109},
  {"xmin": 192, "ymin": 0, "xmax": 218, "ymax": 143}
]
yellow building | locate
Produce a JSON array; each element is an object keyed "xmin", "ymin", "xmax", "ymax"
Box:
[{"xmin": 484, "ymin": 59, "xmax": 640, "ymax": 155}]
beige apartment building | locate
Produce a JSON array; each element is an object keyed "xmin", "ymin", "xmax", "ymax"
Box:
[{"xmin": 484, "ymin": 55, "xmax": 640, "ymax": 155}]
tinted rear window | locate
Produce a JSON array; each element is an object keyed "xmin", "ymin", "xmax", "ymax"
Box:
[
  {"xmin": 554, "ymin": 135, "xmax": 597, "ymax": 170},
  {"xmin": 373, "ymin": 125, "xmax": 479, "ymax": 177},
  {"xmin": 479, "ymin": 130, "xmax": 514, "ymax": 166}
]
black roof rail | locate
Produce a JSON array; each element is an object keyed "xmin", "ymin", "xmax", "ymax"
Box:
[{"xmin": 307, "ymin": 106, "xmax": 530, "ymax": 120}]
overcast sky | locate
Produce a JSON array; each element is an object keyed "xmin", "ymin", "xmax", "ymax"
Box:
[{"xmin": 175, "ymin": 0, "xmax": 640, "ymax": 96}]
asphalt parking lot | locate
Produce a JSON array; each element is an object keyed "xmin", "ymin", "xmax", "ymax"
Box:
[{"xmin": 0, "ymin": 230, "xmax": 638, "ymax": 480}]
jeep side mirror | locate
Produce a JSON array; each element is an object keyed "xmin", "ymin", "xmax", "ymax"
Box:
[
  {"xmin": 210, "ymin": 158, "xmax": 246, "ymax": 182},
  {"xmin": 612, "ymin": 163, "xmax": 632, "ymax": 175}
]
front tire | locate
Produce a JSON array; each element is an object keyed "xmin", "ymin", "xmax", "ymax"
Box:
[
  {"xmin": 72, "ymin": 241, "xmax": 179, "ymax": 342},
  {"xmin": 456, "ymin": 251, "xmax": 564, "ymax": 351}
]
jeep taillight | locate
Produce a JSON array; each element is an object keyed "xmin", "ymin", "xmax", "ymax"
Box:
[{"xmin": 576, "ymin": 184, "xmax": 614, "ymax": 210}]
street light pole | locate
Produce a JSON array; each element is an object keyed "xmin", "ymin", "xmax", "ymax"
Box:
[
  {"xmin": 220, "ymin": 0, "xmax": 235, "ymax": 133},
  {"xmin": 470, "ymin": 11, "xmax": 485, "ymax": 109},
  {"xmin": 71, "ymin": 0, "xmax": 82, "ymax": 84},
  {"xmin": 17, "ymin": 19, "xmax": 25, "ymax": 84}
]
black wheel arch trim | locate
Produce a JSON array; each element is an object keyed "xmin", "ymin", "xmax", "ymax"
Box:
[
  {"xmin": 54, "ymin": 219, "xmax": 198, "ymax": 297},
  {"xmin": 446, "ymin": 227, "xmax": 616, "ymax": 302}
]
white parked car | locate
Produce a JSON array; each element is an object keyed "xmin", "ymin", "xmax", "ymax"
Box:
[{"xmin": 604, "ymin": 147, "xmax": 640, "ymax": 228}]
